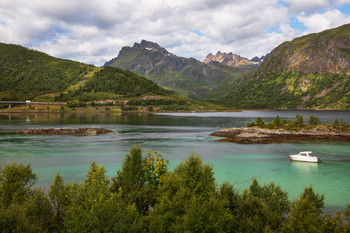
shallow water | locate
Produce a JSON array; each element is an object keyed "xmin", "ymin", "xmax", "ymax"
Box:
[{"xmin": 0, "ymin": 111, "xmax": 349, "ymax": 210}]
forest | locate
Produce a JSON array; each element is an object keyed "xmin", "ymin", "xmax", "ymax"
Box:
[{"xmin": 1, "ymin": 145, "xmax": 349, "ymax": 232}]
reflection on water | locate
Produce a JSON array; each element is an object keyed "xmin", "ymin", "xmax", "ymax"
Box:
[
  {"xmin": 290, "ymin": 161, "xmax": 319, "ymax": 173},
  {"xmin": 0, "ymin": 111, "xmax": 350, "ymax": 209}
]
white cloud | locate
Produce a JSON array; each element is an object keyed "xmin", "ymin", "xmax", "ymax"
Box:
[
  {"xmin": 283, "ymin": 0, "xmax": 330, "ymax": 12},
  {"xmin": 297, "ymin": 9, "xmax": 350, "ymax": 33},
  {"xmin": 335, "ymin": 0, "xmax": 350, "ymax": 4},
  {"xmin": 0, "ymin": 0, "xmax": 349, "ymax": 66}
]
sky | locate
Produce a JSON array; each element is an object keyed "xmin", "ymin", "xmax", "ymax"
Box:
[{"xmin": 1, "ymin": 0, "xmax": 350, "ymax": 66}]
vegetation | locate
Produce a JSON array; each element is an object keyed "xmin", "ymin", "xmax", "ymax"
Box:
[
  {"xmin": 224, "ymin": 24, "xmax": 350, "ymax": 110},
  {"xmin": 1, "ymin": 145, "xmax": 350, "ymax": 232},
  {"xmin": 0, "ymin": 42, "xmax": 95, "ymax": 101},
  {"xmin": 67, "ymin": 67, "xmax": 172, "ymax": 100},
  {"xmin": 223, "ymin": 71, "xmax": 350, "ymax": 109},
  {"xmin": 247, "ymin": 115, "xmax": 350, "ymax": 131}
]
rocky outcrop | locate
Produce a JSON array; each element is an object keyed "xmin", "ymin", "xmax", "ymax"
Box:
[
  {"xmin": 15, "ymin": 127, "xmax": 113, "ymax": 135},
  {"xmin": 211, "ymin": 126, "xmax": 350, "ymax": 143}
]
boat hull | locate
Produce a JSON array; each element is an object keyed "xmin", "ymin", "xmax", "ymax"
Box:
[{"xmin": 289, "ymin": 155, "xmax": 319, "ymax": 163}]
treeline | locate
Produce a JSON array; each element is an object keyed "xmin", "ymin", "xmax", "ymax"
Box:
[
  {"xmin": 248, "ymin": 115, "xmax": 350, "ymax": 131},
  {"xmin": 64, "ymin": 96, "xmax": 192, "ymax": 111},
  {"xmin": 1, "ymin": 146, "xmax": 350, "ymax": 232}
]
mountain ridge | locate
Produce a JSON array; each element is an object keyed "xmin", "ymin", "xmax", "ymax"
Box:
[{"xmin": 104, "ymin": 40, "xmax": 259, "ymax": 99}]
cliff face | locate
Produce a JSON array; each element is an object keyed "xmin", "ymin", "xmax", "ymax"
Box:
[
  {"xmin": 224, "ymin": 23, "xmax": 350, "ymax": 110},
  {"xmin": 104, "ymin": 40, "xmax": 258, "ymax": 99}
]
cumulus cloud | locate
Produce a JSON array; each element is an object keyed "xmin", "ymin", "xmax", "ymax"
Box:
[
  {"xmin": 0, "ymin": 0, "xmax": 349, "ymax": 66},
  {"xmin": 297, "ymin": 9, "xmax": 350, "ymax": 33}
]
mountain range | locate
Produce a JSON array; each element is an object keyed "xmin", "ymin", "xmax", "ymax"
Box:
[
  {"xmin": 104, "ymin": 40, "xmax": 260, "ymax": 99},
  {"xmin": 224, "ymin": 23, "xmax": 350, "ymax": 109},
  {"xmin": 1, "ymin": 23, "xmax": 350, "ymax": 110}
]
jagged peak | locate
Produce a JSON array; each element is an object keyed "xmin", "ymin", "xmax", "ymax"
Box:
[{"xmin": 203, "ymin": 51, "xmax": 255, "ymax": 67}]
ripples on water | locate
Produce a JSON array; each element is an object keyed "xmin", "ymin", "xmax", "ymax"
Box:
[{"xmin": 0, "ymin": 111, "xmax": 349, "ymax": 210}]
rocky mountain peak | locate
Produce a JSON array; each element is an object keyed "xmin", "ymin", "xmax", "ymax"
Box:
[
  {"xmin": 203, "ymin": 51, "xmax": 253, "ymax": 67},
  {"xmin": 134, "ymin": 39, "xmax": 170, "ymax": 55}
]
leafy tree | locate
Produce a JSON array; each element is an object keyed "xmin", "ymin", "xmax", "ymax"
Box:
[
  {"xmin": 0, "ymin": 163, "xmax": 37, "ymax": 208},
  {"xmin": 111, "ymin": 145, "xmax": 145, "ymax": 193},
  {"xmin": 217, "ymin": 182, "xmax": 241, "ymax": 231},
  {"xmin": 148, "ymin": 153, "xmax": 231, "ymax": 232},
  {"xmin": 308, "ymin": 115, "xmax": 321, "ymax": 125},
  {"xmin": 282, "ymin": 186, "xmax": 324, "ymax": 233},
  {"xmin": 293, "ymin": 115, "xmax": 304, "ymax": 127},
  {"xmin": 255, "ymin": 117, "xmax": 265, "ymax": 127},
  {"xmin": 64, "ymin": 162, "xmax": 142, "ymax": 232},
  {"xmin": 49, "ymin": 173, "xmax": 68, "ymax": 231},
  {"xmin": 143, "ymin": 150, "xmax": 169, "ymax": 191},
  {"xmin": 0, "ymin": 163, "xmax": 52, "ymax": 232},
  {"xmin": 24, "ymin": 189, "xmax": 53, "ymax": 232},
  {"xmin": 271, "ymin": 115, "xmax": 282, "ymax": 127},
  {"xmin": 110, "ymin": 145, "xmax": 153, "ymax": 215},
  {"xmin": 332, "ymin": 118, "xmax": 340, "ymax": 128},
  {"xmin": 237, "ymin": 179, "xmax": 290, "ymax": 232}
]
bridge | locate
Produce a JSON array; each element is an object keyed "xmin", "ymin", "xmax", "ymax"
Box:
[{"xmin": 0, "ymin": 101, "xmax": 66, "ymax": 108}]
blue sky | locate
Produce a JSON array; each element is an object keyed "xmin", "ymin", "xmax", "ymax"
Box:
[{"xmin": 1, "ymin": 0, "xmax": 350, "ymax": 66}]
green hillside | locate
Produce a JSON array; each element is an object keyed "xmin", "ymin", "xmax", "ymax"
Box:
[
  {"xmin": 223, "ymin": 24, "xmax": 350, "ymax": 110},
  {"xmin": 63, "ymin": 66, "xmax": 172, "ymax": 101},
  {"xmin": 0, "ymin": 43, "xmax": 172, "ymax": 102},
  {"xmin": 0, "ymin": 42, "xmax": 94, "ymax": 100}
]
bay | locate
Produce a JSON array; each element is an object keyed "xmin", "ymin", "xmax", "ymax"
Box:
[{"xmin": 0, "ymin": 110, "xmax": 349, "ymax": 211}]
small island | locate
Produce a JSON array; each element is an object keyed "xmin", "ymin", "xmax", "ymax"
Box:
[
  {"xmin": 15, "ymin": 127, "xmax": 113, "ymax": 135},
  {"xmin": 211, "ymin": 115, "xmax": 350, "ymax": 143}
]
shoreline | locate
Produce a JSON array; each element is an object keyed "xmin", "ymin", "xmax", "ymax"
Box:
[{"xmin": 1, "ymin": 108, "xmax": 350, "ymax": 114}]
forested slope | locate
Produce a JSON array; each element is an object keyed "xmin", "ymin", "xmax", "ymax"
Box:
[
  {"xmin": 0, "ymin": 43, "xmax": 172, "ymax": 102},
  {"xmin": 0, "ymin": 42, "xmax": 94, "ymax": 100}
]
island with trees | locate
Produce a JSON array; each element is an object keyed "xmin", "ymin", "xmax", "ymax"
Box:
[{"xmin": 211, "ymin": 115, "xmax": 350, "ymax": 143}]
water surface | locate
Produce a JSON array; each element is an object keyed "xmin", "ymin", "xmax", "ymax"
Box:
[{"xmin": 0, "ymin": 111, "xmax": 349, "ymax": 210}]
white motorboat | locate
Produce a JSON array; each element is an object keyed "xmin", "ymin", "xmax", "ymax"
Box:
[{"xmin": 289, "ymin": 151, "xmax": 320, "ymax": 163}]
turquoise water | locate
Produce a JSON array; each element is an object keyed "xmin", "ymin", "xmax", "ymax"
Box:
[{"xmin": 0, "ymin": 111, "xmax": 349, "ymax": 210}]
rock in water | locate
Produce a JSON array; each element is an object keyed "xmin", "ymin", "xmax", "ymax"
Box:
[
  {"xmin": 211, "ymin": 126, "xmax": 350, "ymax": 143},
  {"xmin": 15, "ymin": 127, "xmax": 113, "ymax": 135}
]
